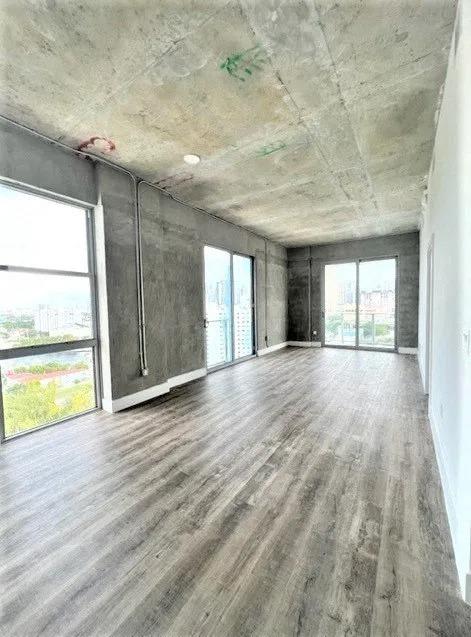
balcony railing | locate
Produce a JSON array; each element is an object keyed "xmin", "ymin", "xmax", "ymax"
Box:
[
  {"xmin": 325, "ymin": 312, "xmax": 395, "ymax": 347},
  {"xmin": 205, "ymin": 318, "xmax": 231, "ymax": 367}
]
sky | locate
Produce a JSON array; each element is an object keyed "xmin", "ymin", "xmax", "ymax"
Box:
[
  {"xmin": 0, "ymin": 184, "xmax": 90, "ymax": 311},
  {"xmin": 0, "ymin": 184, "xmax": 88, "ymax": 272},
  {"xmin": 0, "ymin": 272, "xmax": 90, "ymax": 309},
  {"xmin": 325, "ymin": 259, "xmax": 396, "ymax": 293}
]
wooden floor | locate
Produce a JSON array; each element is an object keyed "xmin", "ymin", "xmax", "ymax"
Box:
[{"xmin": 1, "ymin": 348, "xmax": 470, "ymax": 637}]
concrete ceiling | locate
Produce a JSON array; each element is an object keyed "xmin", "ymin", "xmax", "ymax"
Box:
[{"xmin": 0, "ymin": 1, "xmax": 455, "ymax": 246}]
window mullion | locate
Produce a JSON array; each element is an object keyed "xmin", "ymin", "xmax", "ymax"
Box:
[
  {"xmin": 0, "ymin": 265, "xmax": 90, "ymax": 278},
  {"xmin": 0, "ymin": 339, "xmax": 97, "ymax": 360}
]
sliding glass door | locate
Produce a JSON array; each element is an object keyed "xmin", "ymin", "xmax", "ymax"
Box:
[
  {"xmin": 324, "ymin": 262, "xmax": 357, "ymax": 346},
  {"xmin": 204, "ymin": 247, "xmax": 232, "ymax": 368},
  {"xmin": 323, "ymin": 257, "xmax": 397, "ymax": 350},
  {"xmin": 233, "ymin": 255, "xmax": 254, "ymax": 359},
  {"xmin": 0, "ymin": 182, "xmax": 99, "ymax": 439},
  {"xmin": 204, "ymin": 246, "xmax": 254, "ymax": 369},
  {"xmin": 358, "ymin": 258, "xmax": 396, "ymax": 348}
]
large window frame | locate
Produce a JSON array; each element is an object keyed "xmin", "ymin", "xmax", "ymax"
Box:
[{"xmin": 0, "ymin": 181, "xmax": 101, "ymax": 442}]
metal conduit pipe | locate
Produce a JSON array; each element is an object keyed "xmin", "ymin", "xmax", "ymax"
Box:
[
  {"xmin": 264, "ymin": 239, "xmax": 268, "ymax": 347},
  {"xmin": 0, "ymin": 114, "xmax": 279, "ymax": 377},
  {"xmin": 135, "ymin": 179, "xmax": 148, "ymax": 375}
]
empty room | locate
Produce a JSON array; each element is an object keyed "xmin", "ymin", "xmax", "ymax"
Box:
[{"xmin": 0, "ymin": 1, "xmax": 470, "ymax": 635}]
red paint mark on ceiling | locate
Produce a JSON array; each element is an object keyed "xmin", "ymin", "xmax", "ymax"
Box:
[{"xmin": 77, "ymin": 136, "xmax": 116, "ymax": 153}]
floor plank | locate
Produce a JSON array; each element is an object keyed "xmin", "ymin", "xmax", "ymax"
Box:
[{"xmin": 1, "ymin": 347, "xmax": 470, "ymax": 636}]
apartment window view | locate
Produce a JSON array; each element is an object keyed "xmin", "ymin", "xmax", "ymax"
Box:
[
  {"xmin": 324, "ymin": 258, "xmax": 396, "ymax": 349},
  {"xmin": 0, "ymin": 184, "xmax": 98, "ymax": 438},
  {"xmin": 204, "ymin": 246, "xmax": 254, "ymax": 368}
]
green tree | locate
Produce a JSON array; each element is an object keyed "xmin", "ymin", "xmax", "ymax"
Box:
[
  {"xmin": 1, "ymin": 315, "xmax": 34, "ymax": 330},
  {"xmin": 326, "ymin": 313, "xmax": 343, "ymax": 336},
  {"xmin": 65, "ymin": 382, "xmax": 94, "ymax": 414},
  {"xmin": 3, "ymin": 380, "xmax": 61, "ymax": 436},
  {"xmin": 3, "ymin": 379, "xmax": 94, "ymax": 436},
  {"xmin": 16, "ymin": 333, "xmax": 76, "ymax": 347}
]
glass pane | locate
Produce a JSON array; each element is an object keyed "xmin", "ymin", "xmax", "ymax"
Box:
[
  {"xmin": 204, "ymin": 246, "xmax": 232, "ymax": 368},
  {"xmin": 1, "ymin": 348, "xmax": 96, "ymax": 437},
  {"xmin": 359, "ymin": 259, "xmax": 396, "ymax": 348},
  {"xmin": 233, "ymin": 255, "xmax": 253, "ymax": 359},
  {"xmin": 324, "ymin": 262, "xmax": 357, "ymax": 346},
  {"xmin": 0, "ymin": 271, "xmax": 92, "ymax": 349},
  {"xmin": 0, "ymin": 183, "xmax": 88, "ymax": 272}
]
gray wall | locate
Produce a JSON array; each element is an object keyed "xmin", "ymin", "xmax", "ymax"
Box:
[
  {"xmin": 98, "ymin": 167, "xmax": 288, "ymax": 398},
  {"xmin": 0, "ymin": 120, "xmax": 288, "ymax": 401},
  {"xmin": 288, "ymin": 233, "xmax": 420, "ymax": 349}
]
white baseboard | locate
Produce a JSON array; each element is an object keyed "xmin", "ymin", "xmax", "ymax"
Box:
[
  {"xmin": 428, "ymin": 409, "xmax": 457, "ymax": 534},
  {"xmin": 430, "ymin": 404, "xmax": 471, "ymax": 602},
  {"xmin": 418, "ymin": 354, "xmax": 429, "ymax": 395},
  {"xmin": 428, "ymin": 406, "xmax": 461, "ymax": 585},
  {"xmin": 257, "ymin": 342, "xmax": 288, "ymax": 356},
  {"xmin": 102, "ymin": 367, "xmax": 207, "ymax": 413},
  {"xmin": 398, "ymin": 347, "xmax": 418, "ymax": 355},
  {"xmin": 168, "ymin": 367, "xmax": 206, "ymax": 388},
  {"xmin": 102, "ymin": 381, "xmax": 170, "ymax": 413},
  {"xmin": 287, "ymin": 341, "xmax": 321, "ymax": 348}
]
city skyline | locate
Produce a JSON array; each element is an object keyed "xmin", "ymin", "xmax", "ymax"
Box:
[{"xmin": 204, "ymin": 245, "xmax": 254, "ymax": 367}]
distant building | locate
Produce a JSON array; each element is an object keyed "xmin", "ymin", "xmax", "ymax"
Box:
[{"xmin": 34, "ymin": 304, "xmax": 91, "ymax": 337}]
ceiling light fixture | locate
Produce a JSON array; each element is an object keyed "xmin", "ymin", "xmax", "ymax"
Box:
[{"xmin": 183, "ymin": 154, "xmax": 201, "ymax": 165}]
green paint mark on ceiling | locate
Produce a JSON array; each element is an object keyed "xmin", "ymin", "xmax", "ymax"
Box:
[
  {"xmin": 257, "ymin": 141, "xmax": 287, "ymax": 156},
  {"xmin": 220, "ymin": 44, "xmax": 267, "ymax": 81}
]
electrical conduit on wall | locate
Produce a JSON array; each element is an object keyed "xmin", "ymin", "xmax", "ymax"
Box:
[{"xmin": 0, "ymin": 114, "xmax": 284, "ymax": 381}]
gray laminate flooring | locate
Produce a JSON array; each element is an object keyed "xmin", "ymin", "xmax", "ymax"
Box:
[{"xmin": 1, "ymin": 347, "xmax": 470, "ymax": 636}]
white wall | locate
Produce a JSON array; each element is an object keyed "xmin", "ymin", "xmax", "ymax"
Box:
[{"xmin": 418, "ymin": 0, "xmax": 471, "ymax": 601}]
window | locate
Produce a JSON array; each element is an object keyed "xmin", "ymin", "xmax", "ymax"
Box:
[
  {"xmin": 204, "ymin": 246, "xmax": 255, "ymax": 369},
  {"xmin": 323, "ymin": 257, "xmax": 397, "ymax": 350},
  {"xmin": 0, "ymin": 183, "xmax": 99, "ymax": 439}
]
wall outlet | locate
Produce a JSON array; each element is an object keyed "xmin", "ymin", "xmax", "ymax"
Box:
[{"xmin": 312, "ymin": 330, "xmax": 317, "ymax": 337}]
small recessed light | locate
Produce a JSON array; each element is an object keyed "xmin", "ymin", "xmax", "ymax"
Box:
[{"xmin": 183, "ymin": 154, "xmax": 201, "ymax": 165}]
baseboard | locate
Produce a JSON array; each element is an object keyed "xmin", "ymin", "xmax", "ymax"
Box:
[
  {"xmin": 257, "ymin": 342, "xmax": 288, "ymax": 356},
  {"xmin": 428, "ymin": 406, "xmax": 458, "ymax": 553},
  {"xmin": 168, "ymin": 367, "xmax": 206, "ymax": 388},
  {"xmin": 102, "ymin": 381, "xmax": 170, "ymax": 413},
  {"xmin": 429, "ymin": 405, "xmax": 471, "ymax": 601},
  {"xmin": 418, "ymin": 352, "xmax": 426, "ymax": 391},
  {"xmin": 102, "ymin": 368, "xmax": 207, "ymax": 413},
  {"xmin": 287, "ymin": 341, "xmax": 321, "ymax": 348},
  {"xmin": 398, "ymin": 347, "xmax": 418, "ymax": 355},
  {"xmin": 429, "ymin": 409, "xmax": 457, "ymax": 529}
]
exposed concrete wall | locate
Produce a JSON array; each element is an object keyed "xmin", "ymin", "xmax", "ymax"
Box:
[
  {"xmin": 0, "ymin": 120, "xmax": 96, "ymax": 204},
  {"xmin": 0, "ymin": 120, "xmax": 288, "ymax": 403},
  {"xmin": 97, "ymin": 168, "xmax": 288, "ymax": 398},
  {"xmin": 288, "ymin": 233, "xmax": 419, "ymax": 348},
  {"xmin": 287, "ymin": 248, "xmax": 310, "ymax": 343},
  {"xmin": 418, "ymin": 0, "xmax": 471, "ymax": 600},
  {"xmin": 266, "ymin": 242, "xmax": 288, "ymax": 348}
]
